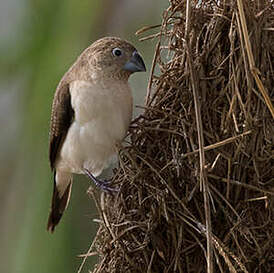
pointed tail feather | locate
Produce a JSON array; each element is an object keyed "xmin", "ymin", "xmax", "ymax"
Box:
[{"xmin": 47, "ymin": 171, "xmax": 72, "ymax": 233}]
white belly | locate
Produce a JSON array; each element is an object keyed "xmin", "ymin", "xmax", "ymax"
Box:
[{"xmin": 56, "ymin": 80, "xmax": 132, "ymax": 176}]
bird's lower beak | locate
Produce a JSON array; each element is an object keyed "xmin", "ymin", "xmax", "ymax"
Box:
[{"xmin": 123, "ymin": 51, "xmax": 146, "ymax": 73}]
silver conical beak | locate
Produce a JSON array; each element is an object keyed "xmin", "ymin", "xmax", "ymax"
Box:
[{"xmin": 123, "ymin": 51, "xmax": 146, "ymax": 73}]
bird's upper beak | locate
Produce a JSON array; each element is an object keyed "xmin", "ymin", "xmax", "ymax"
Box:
[{"xmin": 123, "ymin": 51, "xmax": 146, "ymax": 73}]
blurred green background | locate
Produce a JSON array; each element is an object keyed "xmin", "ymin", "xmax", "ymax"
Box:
[{"xmin": 0, "ymin": 0, "xmax": 167, "ymax": 272}]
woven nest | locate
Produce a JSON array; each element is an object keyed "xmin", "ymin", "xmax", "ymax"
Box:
[{"xmin": 81, "ymin": 1, "xmax": 274, "ymax": 272}]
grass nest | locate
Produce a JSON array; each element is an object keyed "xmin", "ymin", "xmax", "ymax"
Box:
[{"xmin": 81, "ymin": 1, "xmax": 274, "ymax": 272}]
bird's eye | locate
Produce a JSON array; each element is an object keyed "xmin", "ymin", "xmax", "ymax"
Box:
[{"xmin": 112, "ymin": 48, "xmax": 123, "ymax": 57}]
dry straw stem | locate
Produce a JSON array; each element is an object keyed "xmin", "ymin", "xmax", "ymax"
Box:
[
  {"xmin": 185, "ymin": 1, "xmax": 213, "ymax": 272},
  {"xmin": 84, "ymin": 1, "xmax": 274, "ymax": 272},
  {"xmin": 237, "ymin": 0, "xmax": 274, "ymax": 119}
]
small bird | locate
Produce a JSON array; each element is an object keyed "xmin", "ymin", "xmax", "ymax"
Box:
[{"xmin": 47, "ymin": 37, "xmax": 146, "ymax": 232}]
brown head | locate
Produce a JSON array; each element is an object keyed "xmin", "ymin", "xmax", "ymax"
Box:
[{"xmin": 80, "ymin": 37, "xmax": 146, "ymax": 80}]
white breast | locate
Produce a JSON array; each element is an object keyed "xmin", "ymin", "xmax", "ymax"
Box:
[{"xmin": 56, "ymin": 80, "xmax": 133, "ymax": 176}]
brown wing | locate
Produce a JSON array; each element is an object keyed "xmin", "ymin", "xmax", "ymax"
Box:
[{"xmin": 49, "ymin": 83, "xmax": 74, "ymax": 170}]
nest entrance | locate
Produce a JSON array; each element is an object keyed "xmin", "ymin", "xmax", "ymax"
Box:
[{"xmin": 82, "ymin": 1, "xmax": 274, "ymax": 272}]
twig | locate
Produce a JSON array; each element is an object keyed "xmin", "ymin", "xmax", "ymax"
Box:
[
  {"xmin": 182, "ymin": 130, "xmax": 252, "ymax": 158},
  {"xmin": 146, "ymin": 41, "xmax": 160, "ymax": 105},
  {"xmin": 237, "ymin": 0, "xmax": 274, "ymax": 119},
  {"xmin": 185, "ymin": 1, "xmax": 213, "ymax": 272}
]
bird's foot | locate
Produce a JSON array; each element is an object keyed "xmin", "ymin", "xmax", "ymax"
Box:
[{"xmin": 84, "ymin": 168, "xmax": 119, "ymax": 193}]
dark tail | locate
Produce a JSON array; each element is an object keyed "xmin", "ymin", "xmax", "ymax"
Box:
[{"xmin": 47, "ymin": 171, "xmax": 72, "ymax": 233}]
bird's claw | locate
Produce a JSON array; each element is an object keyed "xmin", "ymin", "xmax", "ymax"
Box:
[
  {"xmin": 100, "ymin": 183, "xmax": 119, "ymax": 194},
  {"xmin": 84, "ymin": 168, "xmax": 119, "ymax": 194}
]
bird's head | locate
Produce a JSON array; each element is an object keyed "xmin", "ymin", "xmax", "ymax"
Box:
[{"xmin": 85, "ymin": 37, "xmax": 146, "ymax": 80}]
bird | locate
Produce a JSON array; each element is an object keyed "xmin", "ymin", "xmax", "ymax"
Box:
[{"xmin": 47, "ymin": 37, "xmax": 146, "ymax": 232}]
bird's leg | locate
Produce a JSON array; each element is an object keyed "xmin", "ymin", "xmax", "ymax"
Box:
[{"xmin": 83, "ymin": 168, "xmax": 118, "ymax": 193}]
